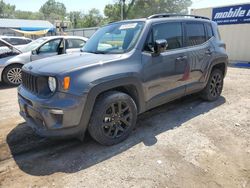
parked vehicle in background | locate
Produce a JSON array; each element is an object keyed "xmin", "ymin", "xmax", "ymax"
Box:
[
  {"xmin": 0, "ymin": 38, "xmax": 22, "ymax": 84},
  {"xmin": 0, "ymin": 36, "xmax": 88, "ymax": 85},
  {"xmin": 0, "ymin": 36, "xmax": 32, "ymax": 50},
  {"xmin": 18, "ymin": 14, "xmax": 228, "ymax": 145}
]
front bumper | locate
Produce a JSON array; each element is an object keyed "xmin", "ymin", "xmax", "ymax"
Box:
[{"xmin": 18, "ymin": 86, "xmax": 87, "ymax": 138}]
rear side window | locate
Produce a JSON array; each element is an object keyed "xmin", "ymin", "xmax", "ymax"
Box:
[
  {"xmin": 66, "ymin": 39, "xmax": 85, "ymax": 49},
  {"xmin": 205, "ymin": 23, "xmax": 213, "ymax": 39},
  {"xmin": 186, "ymin": 23, "xmax": 206, "ymax": 46},
  {"xmin": 144, "ymin": 22, "xmax": 183, "ymax": 51}
]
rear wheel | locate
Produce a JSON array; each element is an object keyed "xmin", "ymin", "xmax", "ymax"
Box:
[
  {"xmin": 3, "ymin": 64, "xmax": 23, "ymax": 86},
  {"xmin": 201, "ymin": 69, "xmax": 224, "ymax": 101},
  {"xmin": 88, "ymin": 91, "xmax": 137, "ymax": 145}
]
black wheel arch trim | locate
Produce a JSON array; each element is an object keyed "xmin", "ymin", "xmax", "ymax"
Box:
[
  {"xmin": 205, "ymin": 56, "xmax": 228, "ymax": 83},
  {"xmin": 77, "ymin": 76, "xmax": 145, "ymax": 140}
]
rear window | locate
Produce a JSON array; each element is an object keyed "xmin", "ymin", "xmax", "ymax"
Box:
[
  {"xmin": 3, "ymin": 38, "xmax": 30, "ymax": 45},
  {"xmin": 186, "ymin": 23, "xmax": 206, "ymax": 46}
]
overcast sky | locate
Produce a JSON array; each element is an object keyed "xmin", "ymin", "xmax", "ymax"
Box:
[{"xmin": 4, "ymin": 0, "xmax": 250, "ymax": 13}]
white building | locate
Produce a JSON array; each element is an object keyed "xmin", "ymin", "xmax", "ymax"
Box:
[{"xmin": 191, "ymin": 3, "xmax": 250, "ymax": 62}]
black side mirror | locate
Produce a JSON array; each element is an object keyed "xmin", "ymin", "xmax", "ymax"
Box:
[
  {"xmin": 154, "ymin": 39, "xmax": 168, "ymax": 56},
  {"xmin": 31, "ymin": 49, "xmax": 37, "ymax": 55}
]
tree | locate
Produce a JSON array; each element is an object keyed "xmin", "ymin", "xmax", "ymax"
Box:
[
  {"xmin": 104, "ymin": 0, "xmax": 192, "ymax": 21},
  {"xmin": 81, "ymin": 8, "xmax": 103, "ymax": 27},
  {"xmin": 39, "ymin": 0, "xmax": 66, "ymax": 21},
  {"xmin": 104, "ymin": 0, "xmax": 135, "ymax": 22},
  {"xmin": 0, "ymin": 0, "xmax": 16, "ymax": 18},
  {"xmin": 68, "ymin": 9, "xmax": 104, "ymax": 28},
  {"xmin": 131, "ymin": 0, "xmax": 192, "ymax": 18},
  {"xmin": 14, "ymin": 10, "xmax": 44, "ymax": 20},
  {"xmin": 69, "ymin": 11, "xmax": 82, "ymax": 28}
]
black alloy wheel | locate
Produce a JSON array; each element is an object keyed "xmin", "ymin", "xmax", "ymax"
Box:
[{"xmin": 88, "ymin": 91, "xmax": 137, "ymax": 145}]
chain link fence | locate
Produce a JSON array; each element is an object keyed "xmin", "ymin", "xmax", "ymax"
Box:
[{"xmin": 64, "ymin": 27, "xmax": 99, "ymax": 38}]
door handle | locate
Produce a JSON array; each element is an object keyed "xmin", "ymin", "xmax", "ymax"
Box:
[
  {"xmin": 205, "ymin": 49, "xmax": 212, "ymax": 55},
  {"xmin": 176, "ymin": 56, "xmax": 187, "ymax": 61}
]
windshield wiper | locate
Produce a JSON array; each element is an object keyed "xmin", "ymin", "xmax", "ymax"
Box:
[{"xmin": 83, "ymin": 50, "xmax": 107, "ymax": 54}]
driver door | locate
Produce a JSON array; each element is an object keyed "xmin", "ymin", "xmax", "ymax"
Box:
[
  {"xmin": 142, "ymin": 22, "xmax": 188, "ymax": 108},
  {"xmin": 31, "ymin": 38, "xmax": 63, "ymax": 61}
]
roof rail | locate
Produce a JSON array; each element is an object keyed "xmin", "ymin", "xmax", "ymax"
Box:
[{"xmin": 147, "ymin": 13, "xmax": 210, "ymax": 20}]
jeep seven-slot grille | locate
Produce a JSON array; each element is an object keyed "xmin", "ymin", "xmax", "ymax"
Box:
[
  {"xmin": 22, "ymin": 71, "xmax": 38, "ymax": 93},
  {"xmin": 21, "ymin": 71, "xmax": 51, "ymax": 96}
]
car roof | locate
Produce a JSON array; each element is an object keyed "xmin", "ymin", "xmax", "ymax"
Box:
[{"xmin": 110, "ymin": 15, "xmax": 214, "ymax": 25}]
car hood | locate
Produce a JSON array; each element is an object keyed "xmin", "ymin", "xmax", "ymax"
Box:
[
  {"xmin": 23, "ymin": 52, "xmax": 123, "ymax": 75},
  {"xmin": 7, "ymin": 51, "xmax": 31, "ymax": 63}
]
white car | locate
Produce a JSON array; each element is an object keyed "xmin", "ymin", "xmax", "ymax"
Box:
[{"xmin": 0, "ymin": 36, "xmax": 88, "ymax": 85}]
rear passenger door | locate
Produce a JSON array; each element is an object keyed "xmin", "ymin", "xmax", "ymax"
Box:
[
  {"xmin": 142, "ymin": 22, "xmax": 188, "ymax": 108},
  {"xmin": 184, "ymin": 22, "xmax": 215, "ymax": 93}
]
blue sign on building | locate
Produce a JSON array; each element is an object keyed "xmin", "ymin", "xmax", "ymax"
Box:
[{"xmin": 212, "ymin": 4, "xmax": 250, "ymax": 25}]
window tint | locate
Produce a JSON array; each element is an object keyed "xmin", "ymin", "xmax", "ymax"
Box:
[
  {"xmin": 39, "ymin": 39, "xmax": 61, "ymax": 53},
  {"xmin": 205, "ymin": 23, "xmax": 213, "ymax": 39},
  {"xmin": 9, "ymin": 38, "xmax": 29, "ymax": 45},
  {"xmin": 144, "ymin": 22, "xmax": 183, "ymax": 52},
  {"xmin": 186, "ymin": 23, "xmax": 206, "ymax": 46},
  {"xmin": 66, "ymin": 39, "xmax": 85, "ymax": 49}
]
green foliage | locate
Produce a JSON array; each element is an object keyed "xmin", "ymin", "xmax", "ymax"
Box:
[
  {"xmin": 104, "ymin": 0, "xmax": 192, "ymax": 21},
  {"xmin": 14, "ymin": 10, "xmax": 44, "ymax": 20},
  {"xmin": 0, "ymin": 0, "xmax": 16, "ymax": 18},
  {"xmin": 0, "ymin": 0, "xmax": 192, "ymax": 29},
  {"xmin": 68, "ymin": 9, "xmax": 104, "ymax": 28},
  {"xmin": 39, "ymin": 0, "xmax": 66, "ymax": 20}
]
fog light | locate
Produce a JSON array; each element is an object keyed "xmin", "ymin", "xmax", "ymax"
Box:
[{"xmin": 50, "ymin": 109, "xmax": 63, "ymax": 115}]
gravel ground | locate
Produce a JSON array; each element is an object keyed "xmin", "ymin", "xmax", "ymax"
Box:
[{"xmin": 0, "ymin": 67, "xmax": 249, "ymax": 188}]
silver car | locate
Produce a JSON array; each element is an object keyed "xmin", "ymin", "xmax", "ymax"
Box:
[{"xmin": 0, "ymin": 36, "xmax": 88, "ymax": 85}]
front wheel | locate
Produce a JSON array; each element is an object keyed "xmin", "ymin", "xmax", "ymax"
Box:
[
  {"xmin": 88, "ymin": 91, "xmax": 137, "ymax": 145},
  {"xmin": 2, "ymin": 64, "xmax": 23, "ymax": 86},
  {"xmin": 200, "ymin": 69, "xmax": 224, "ymax": 101}
]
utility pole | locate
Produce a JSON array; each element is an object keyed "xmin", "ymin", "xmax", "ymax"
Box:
[{"xmin": 121, "ymin": 0, "xmax": 125, "ymax": 20}]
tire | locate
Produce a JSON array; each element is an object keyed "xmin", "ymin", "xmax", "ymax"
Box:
[
  {"xmin": 3, "ymin": 64, "xmax": 23, "ymax": 86},
  {"xmin": 88, "ymin": 91, "xmax": 137, "ymax": 146},
  {"xmin": 201, "ymin": 68, "xmax": 224, "ymax": 101}
]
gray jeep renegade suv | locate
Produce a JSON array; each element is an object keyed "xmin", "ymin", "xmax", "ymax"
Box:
[{"xmin": 18, "ymin": 14, "xmax": 228, "ymax": 145}]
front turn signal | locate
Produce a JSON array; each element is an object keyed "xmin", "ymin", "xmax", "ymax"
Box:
[{"xmin": 63, "ymin": 76, "xmax": 70, "ymax": 90}]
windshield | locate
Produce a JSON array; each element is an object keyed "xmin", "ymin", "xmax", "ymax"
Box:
[
  {"xmin": 82, "ymin": 21, "xmax": 145, "ymax": 54},
  {"xmin": 21, "ymin": 38, "xmax": 47, "ymax": 53}
]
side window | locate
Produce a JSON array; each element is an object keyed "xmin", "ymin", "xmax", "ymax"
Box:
[
  {"xmin": 66, "ymin": 39, "xmax": 86, "ymax": 49},
  {"xmin": 186, "ymin": 23, "xmax": 206, "ymax": 46},
  {"xmin": 205, "ymin": 23, "xmax": 214, "ymax": 39},
  {"xmin": 144, "ymin": 22, "xmax": 183, "ymax": 52},
  {"xmin": 39, "ymin": 39, "xmax": 61, "ymax": 53}
]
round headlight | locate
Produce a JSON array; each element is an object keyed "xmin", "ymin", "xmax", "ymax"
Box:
[{"xmin": 48, "ymin": 77, "xmax": 57, "ymax": 92}]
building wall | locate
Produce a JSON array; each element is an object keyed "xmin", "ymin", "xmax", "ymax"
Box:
[
  {"xmin": 0, "ymin": 28, "xmax": 23, "ymax": 36},
  {"xmin": 191, "ymin": 7, "xmax": 250, "ymax": 61}
]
